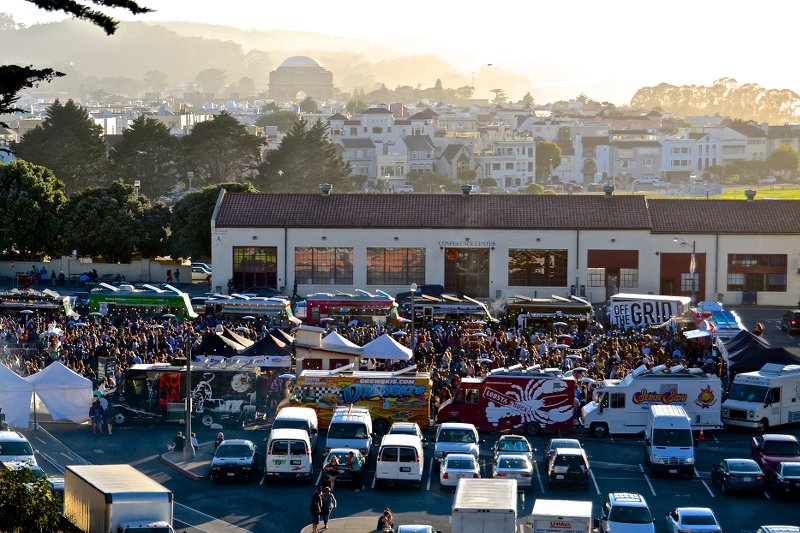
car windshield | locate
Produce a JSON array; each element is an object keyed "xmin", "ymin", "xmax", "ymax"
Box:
[
  {"xmin": 652, "ymin": 428, "xmax": 693, "ymax": 447},
  {"xmin": 389, "ymin": 426, "xmax": 417, "ymax": 435},
  {"xmin": 498, "ymin": 458, "xmax": 528, "ymax": 469},
  {"xmin": 498, "ymin": 440, "xmax": 529, "ymax": 452},
  {"xmin": 0, "ymin": 442, "xmax": 33, "ymax": 456},
  {"xmin": 327, "ymin": 451, "xmax": 354, "ymax": 464},
  {"xmin": 763, "ymin": 441, "xmax": 800, "ymax": 455},
  {"xmin": 729, "ymin": 461, "xmax": 760, "ymax": 473},
  {"xmin": 272, "ymin": 420, "xmax": 309, "ymax": 432},
  {"xmin": 447, "ymin": 458, "xmax": 475, "ymax": 470},
  {"xmin": 682, "ymin": 514, "xmax": 717, "ymax": 526},
  {"xmin": 608, "ymin": 506, "xmax": 653, "ymax": 523},
  {"xmin": 328, "ymin": 423, "xmax": 368, "ymax": 439},
  {"xmin": 727, "ymin": 383, "xmax": 768, "ymax": 403},
  {"xmin": 439, "ymin": 430, "xmax": 475, "ymax": 443},
  {"xmin": 783, "ymin": 465, "xmax": 800, "ymax": 476},
  {"xmin": 216, "ymin": 445, "xmax": 253, "ymax": 458},
  {"xmin": 551, "ymin": 440, "xmax": 579, "ymax": 450}
]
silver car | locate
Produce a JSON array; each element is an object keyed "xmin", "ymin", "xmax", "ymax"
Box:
[
  {"xmin": 492, "ymin": 454, "xmax": 534, "ymax": 489},
  {"xmin": 664, "ymin": 507, "xmax": 721, "ymax": 533}
]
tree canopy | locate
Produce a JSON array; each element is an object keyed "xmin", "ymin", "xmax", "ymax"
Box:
[
  {"xmin": 535, "ymin": 141, "xmax": 562, "ymax": 180},
  {"xmin": 767, "ymin": 144, "xmax": 799, "ymax": 174},
  {"xmin": 0, "ymin": 466, "xmax": 63, "ymax": 532},
  {"xmin": 255, "ymin": 111, "xmax": 300, "ymax": 133}
]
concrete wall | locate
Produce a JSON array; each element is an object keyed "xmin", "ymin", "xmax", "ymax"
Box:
[{"xmin": 0, "ymin": 257, "xmax": 188, "ymax": 285}]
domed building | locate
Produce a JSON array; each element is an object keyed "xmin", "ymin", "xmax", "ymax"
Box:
[{"xmin": 268, "ymin": 56, "xmax": 333, "ymax": 102}]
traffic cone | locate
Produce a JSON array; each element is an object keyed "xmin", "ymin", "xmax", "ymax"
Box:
[{"xmin": 698, "ymin": 427, "xmax": 705, "ymax": 442}]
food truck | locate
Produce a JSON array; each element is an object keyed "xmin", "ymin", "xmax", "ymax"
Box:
[
  {"xmin": 580, "ymin": 364, "xmax": 722, "ymax": 437},
  {"xmin": 404, "ymin": 293, "xmax": 496, "ymax": 324},
  {"xmin": 437, "ymin": 367, "xmax": 575, "ymax": 435},
  {"xmin": 88, "ymin": 283, "xmax": 197, "ymax": 319},
  {"xmin": 304, "ymin": 292, "xmax": 397, "ymax": 326},
  {"xmin": 607, "ymin": 293, "xmax": 691, "ymax": 329},
  {"xmin": 204, "ymin": 295, "xmax": 297, "ymax": 327},
  {"xmin": 283, "ymin": 366, "xmax": 431, "ymax": 433},
  {"xmin": 504, "ymin": 295, "xmax": 593, "ymax": 330},
  {"xmin": 722, "ymin": 363, "xmax": 800, "ymax": 431}
]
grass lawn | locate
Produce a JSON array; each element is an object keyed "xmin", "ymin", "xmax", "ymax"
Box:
[{"xmin": 711, "ymin": 186, "xmax": 800, "ymax": 200}]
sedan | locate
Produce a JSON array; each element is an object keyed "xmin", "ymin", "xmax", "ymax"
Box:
[
  {"xmin": 210, "ymin": 439, "xmax": 259, "ymax": 482},
  {"xmin": 322, "ymin": 448, "xmax": 365, "ymax": 486},
  {"xmin": 664, "ymin": 507, "xmax": 721, "ymax": 533},
  {"xmin": 752, "ymin": 434, "xmax": 800, "ymax": 472},
  {"xmin": 710, "ymin": 458, "xmax": 765, "ymax": 495},
  {"xmin": 543, "ymin": 438, "xmax": 582, "ymax": 463},
  {"xmin": 767, "ymin": 461, "xmax": 800, "ymax": 499},
  {"xmin": 492, "ymin": 454, "xmax": 534, "ymax": 490},
  {"xmin": 492, "ymin": 434, "xmax": 534, "ymax": 462},
  {"xmin": 440, "ymin": 453, "xmax": 480, "ymax": 489}
]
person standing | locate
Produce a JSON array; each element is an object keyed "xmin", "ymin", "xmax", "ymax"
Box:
[
  {"xmin": 166, "ymin": 269, "xmax": 173, "ymax": 284},
  {"xmin": 174, "ymin": 268, "xmax": 180, "ymax": 285},
  {"xmin": 309, "ymin": 486, "xmax": 323, "ymax": 533},
  {"xmin": 320, "ymin": 486, "xmax": 337, "ymax": 529},
  {"xmin": 98, "ymin": 394, "xmax": 112, "ymax": 436},
  {"xmin": 347, "ymin": 451, "xmax": 363, "ymax": 492},
  {"xmin": 89, "ymin": 397, "xmax": 104, "ymax": 435}
]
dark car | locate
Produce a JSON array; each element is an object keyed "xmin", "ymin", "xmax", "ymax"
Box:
[
  {"xmin": 321, "ymin": 448, "xmax": 364, "ymax": 487},
  {"xmin": 241, "ymin": 286, "xmax": 284, "ymax": 298},
  {"xmin": 547, "ymin": 448, "xmax": 590, "ymax": 489},
  {"xmin": 210, "ymin": 439, "xmax": 259, "ymax": 482},
  {"xmin": 767, "ymin": 461, "xmax": 800, "ymax": 499},
  {"xmin": 780, "ymin": 310, "xmax": 800, "ymax": 334},
  {"xmin": 395, "ymin": 284, "xmax": 445, "ymax": 304},
  {"xmin": 752, "ymin": 434, "xmax": 800, "ymax": 472},
  {"xmin": 710, "ymin": 458, "xmax": 765, "ymax": 495}
]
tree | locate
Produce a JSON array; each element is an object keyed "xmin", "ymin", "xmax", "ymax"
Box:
[
  {"xmin": 407, "ymin": 172, "xmax": 458, "ymax": 193},
  {"xmin": 520, "ymin": 92, "xmax": 535, "ymax": 107},
  {"xmin": 536, "ymin": 141, "xmax": 562, "ymax": 181},
  {"xmin": 61, "ymin": 181, "xmax": 164, "ymax": 262},
  {"xmin": 255, "ymin": 111, "xmax": 300, "ymax": 133},
  {"xmin": 235, "ymin": 76, "xmax": 256, "ymax": 98},
  {"xmin": 0, "ymin": 160, "xmax": 67, "ymax": 258},
  {"xmin": 12, "ymin": 99, "xmax": 109, "ymax": 193},
  {"xmin": 256, "ymin": 118, "xmax": 351, "ymax": 193},
  {"xmin": 299, "ymin": 97, "xmax": 318, "ymax": 113},
  {"xmin": 182, "ymin": 111, "xmax": 265, "ymax": 185},
  {"xmin": 0, "ymin": 464, "xmax": 64, "ymax": 532},
  {"xmin": 767, "ymin": 145, "xmax": 799, "ymax": 176},
  {"xmin": 109, "ymin": 115, "xmax": 182, "ymax": 199},
  {"xmin": 143, "ymin": 70, "xmax": 169, "ymax": 95},
  {"xmin": 195, "ymin": 68, "xmax": 226, "ymax": 95},
  {"xmin": 491, "ymin": 88, "xmax": 507, "ymax": 107},
  {"xmin": 522, "ymin": 183, "xmax": 550, "ymax": 195},
  {"xmin": 169, "ymin": 182, "xmax": 257, "ymax": 261},
  {"xmin": 1, "ymin": 2, "xmax": 150, "ymax": 124},
  {"xmin": 457, "ymin": 168, "xmax": 477, "ymax": 183}
]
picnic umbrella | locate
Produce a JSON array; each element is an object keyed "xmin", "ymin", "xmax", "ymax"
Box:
[
  {"xmin": 19, "ymin": 310, "xmax": 33, "ymax": 315},
  {"xmin": 279, "ymin": 373, "xmax": 296, "ymax": 380},
  {"xmin": 241, "ymin": 315, "xmax": 256, "ymax": 320},
  {"xmin": 473, "ymin": 332, "xmax": 488, "ymax": 338},
  {"xmin": 566, "ymin": 353, "xmax": 582, "ymax": 359},
  {"xmin": 40, "ymin": 329, "xmax": 62, "ymax": 337},
  {"xmin": 73, "ymin": 322, "xmax": 88, "ymax": 327},
  {"xmin": 235, "ymin": 326, "xmax": 248, "ymax": 332},
  {"xmin": 556, "ymin": 334, "xmax": 572, "ymax": 338},
  {"xmin": 87, "ymin": 312, "xmax": 103, "ymax": 317},
  {"xmin": 478, "ymin": 358, "xmax": 493, "ymax": 364},
  {"xmin": 579, "ymin": 377, "xmax": 596, "ymax": 384},
  {"xmin": 392, "ymin": 330, "xmax": 407, "ymax": 336},
  {"xmin": 321, "ymin": 317, "xmax": 335, "ymax": 322},
  {"xmin": 162, "ymin": 313, "xmax": 176, "ymax": 319},
  {"xmin": 572, "ymin": 367, "xmax": 588, "ymax": 372},
  {"xmin": 432, "ymin": 324, "xmax": 443, "ymax": 330},
  {"xmin": 554, "ymin": 344, "xmax": 570, "ymax": 349},
  {"xmin": 552, "ymin": 321, "xmax": 567, "ymax": 327}
]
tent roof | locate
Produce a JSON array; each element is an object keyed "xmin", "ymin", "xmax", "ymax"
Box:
[
  {"xmin": 223, "ymin": 327, "xmax": 254, "ymax": 348},
  {"xmin": 242, "ymin": 334, "xmax": 292, "ymax": 357},
  {"xmin": 194, "ymin": 332, "xmax": 245, "ymax": 356},
  {"xmin": 0, "ymin": 363, "xmax": 33, "ymax": 392},
  {"xmin": 361, "ymin": 333, "xmax": 412, "ymax": 361},
  {"xmin": 323, "ymin": 331, "xmax": 360, "ymax": 348},
  {"xmin": 25, "ymin": 361, "xmax": 92, "ymax": 389},
  {"xmin": 729, "ymin": 347, "xmax": 800, "ymax": 372}
]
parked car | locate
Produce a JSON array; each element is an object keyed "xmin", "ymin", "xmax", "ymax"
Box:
[
  {"xmin": 491, "ymin": 434, "xmax": 534, "ymax": 462},
  {"xmin": 191, "ymin": 265, "xmax": 212, "ymax": 282},
  {"xmin": 321, "ymin": 448, "xmax": 365, "ymax": 487},
  {"xmin": 767, "ymin": 461, "xmax": 800, "ymax": 499},
  {"xmin": 241, "ymin": 286, "xmax": 284, "ymax": 298},
  {"xmin": 598, "ymin": 492, "xmax": 655, "ymax": 533},
  {"xmin": 779, "ymin": 310, "xmax": 800, "ymax": 334},
  {"xmin": 543, "ymin": 438, "xmax": 582, "ymax": 463},
  {"xmin": 752, "ymin": 434, "xmax": 800, "ymax": 472},
  {"xmin": 492, "ymin": 454, "xmax": 534, "ymax": 490},
  {"xmin": 192, "ymin": 262, "xmax": 212, "ymax": 272},
  {"xmin": 710, "ymin": 458, "xmax": 765, "ymax": 495},
  {"xmin": 547, "ymin": 447, "xmax": 590, "ymax": 489},
  {"xmin": 762, "ymin": 176, "xmax": 778, "ymax": 184},
  {"xmin": 210, "ymin": 439, "xmax": 259, "ymax": 482},
  {"xmin": 439, "ymin": 453, "xmax": 479, "ymax": 489},
  {"xmin": 387, "ymin": 422, "xmax": 425, "ymax": 442},
  {"xmin": 664, "ymin": 507, "xmax": 721, "ymax": 533},
  {"xmin": 293, "ymin": 300, "xmax": 307, "ymax": 319}
]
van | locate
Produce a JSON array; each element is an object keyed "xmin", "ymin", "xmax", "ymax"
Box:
[
  {"xmin": 273, "ymin": 406, "xmax": 319, "ymax": 451},
  {"xmin": 326, "ymin": 407, "xmax": 373, "ymax": 455},
  {"xmin": 0, "ymin": 429, "xmax": 37, "ymax": 466},
  {"xmin": 644, "ymin": 405, "xmax": 694, "ymax": 477},
  {"xmin": 265, "ymin": 428, "xmax": 312, "ymax": 481},
  {"xmin": 375, "ymin": 434, "xmax": 424, "ymax": 488}
]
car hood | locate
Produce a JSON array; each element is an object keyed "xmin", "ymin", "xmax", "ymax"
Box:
[
  {"xmin": 606, "ymin": 522, "xmax": 655, "ymax": 533},
  {"xmin": 436, "ymin": 442, "xmax": 478, "ymax": 455},
  {"xmin": 212, "ymin": 456, "xmax": 253, "ymax": 466}
]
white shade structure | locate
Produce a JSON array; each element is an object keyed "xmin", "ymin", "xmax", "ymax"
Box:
[
  {"xmin": 322, "ymin": 331, "xmax": 361, "ymax": 349},
  {"xmin": 0, "ymin": 363, "xmax": 33, "ymax": 428},
  {"xmin": 25, "ymin": 362, "xmax": 93, "ymax": 423},
  {"xmin": 361, "ymin": 333, "xmax": 413, "ymax": 361}
]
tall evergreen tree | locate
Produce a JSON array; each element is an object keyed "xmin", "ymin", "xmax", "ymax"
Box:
[{"xmin": 12, "ymin": 99, "xmax": 108, "ymax": 193}]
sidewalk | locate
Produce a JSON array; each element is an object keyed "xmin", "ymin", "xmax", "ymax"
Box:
[
  {"xmin": 161, "ymin": 442, "xmax": 214, "ymax": 480},
  {"xmin": 299, "ymin": 516, "xmax": 380, "ymax": 533}
]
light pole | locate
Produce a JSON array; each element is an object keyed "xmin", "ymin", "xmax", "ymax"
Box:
[
  {"xmin": 133, "ymin": 180, "xmax": 141, "ymax": 199},
  {"xmin": 410, "ymin": 282, "xmax": 417, "ymax": 352},
  {"xmin": 187, "ymin": 171, "xmax": 194, "ymax": 192},
  {"xmin": 673, "ymin": 235, "xmax": 697, "ymax": 304},
  {"xmin": 183, "ymin": 325, "xmax": 199, "ymax": 460}
]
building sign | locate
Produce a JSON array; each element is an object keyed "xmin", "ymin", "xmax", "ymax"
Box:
[
  {"xmin": 610, "ymin": 299, "xmax": 679, "ymax": 328},
  {"xmin": 632, "ymin": 388, "xmax": 688, "ymax": 405},
  {"xmin": 439, "ymin": 240, "xmax": 495, "ymax": 248}
]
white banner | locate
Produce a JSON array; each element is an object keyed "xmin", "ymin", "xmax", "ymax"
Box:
[{"xmin": 610, "ymin": 299, "xmax": 680, "ymax": 329}]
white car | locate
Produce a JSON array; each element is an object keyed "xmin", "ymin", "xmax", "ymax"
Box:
[
  {"xmin": 387, "ymin": 422, "xmax": 425, "ymax": 442},
  {"xmin": 492, "ymin": 434, "xmax": 534, "ymax": 462},
  {"xmin": 492, "ymin": 454, "xmax": 534, "ymax": 489},
  {"xmin": 397, "ymin": 526, "xmax": 442, "ymax": 533},
  {"xmin": 439, "ymin": 453, "xmax": 479, "ymax": 489},
  {"xmin": 664, "ymin": 507, "xmax": 721, "ymax": 533},
  {"xmin": 762, "ymin": 176, "xmax": 777, "ymax": 184}
]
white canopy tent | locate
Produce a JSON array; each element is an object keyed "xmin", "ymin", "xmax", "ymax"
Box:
[
  {"xmin": 0, "ymin": 363, "xmax": 34, "ymax": 428},
  {"xmin": 361, "ymin": 333, "xmax": 413, "ymax": 361},
  {"xmin": 25, "ymin": 362, "xmax": 93, "ymax": 423},
  {"xmin": 322, "ymin": 331, "xmax": 361, "ymax": 349}
]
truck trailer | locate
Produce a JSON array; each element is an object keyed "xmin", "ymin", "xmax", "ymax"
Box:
[
  {"xmin": 531, "ymin": 499, "xmax": 593, "ymax": 533},
  {"xmin": 64, "ymin": 464, "xmax": 174, "ymax": 533},
  {"xmin": 452, "ymin": 478, "xmax": 518, "ymax": 533}
]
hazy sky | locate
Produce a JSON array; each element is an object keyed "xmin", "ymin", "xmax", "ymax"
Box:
[{"xmin": 6, "ymin": 0, "xmax": 800, "ymax": 102}]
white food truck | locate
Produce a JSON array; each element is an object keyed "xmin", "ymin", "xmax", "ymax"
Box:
[
  {"xmin": 608, "ymin": 293, "xmax": 692, "ymax": 330},
  {"xmin": 722, "ymin": 363, "xmax": 800, "ymax": 432},
  {"xmin": 581, "ymin": 364, "xmax": 722, "ymax": 437}
]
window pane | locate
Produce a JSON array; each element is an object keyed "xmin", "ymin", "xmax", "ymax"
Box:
[
  {"xmin": 508, "ymin": 249, "xmax": 568, "ymax": 286},
  {"xmin": 727, "ymin": 272, "xmax": 744, "ymax": 291},
  {"xmin": 294, "ymin": 247, "xmax": 353, "ymax": 285},
  {"xmin": 620, "ymin": 268, "xmax": 638, "ymax": 288},
  {"xmin": 587, "ymin": 268, "xmax": 605, "ymax": 287},
  {"xmin": 366, "ymin": 248, "xmax": 425, "ymax": 286}
]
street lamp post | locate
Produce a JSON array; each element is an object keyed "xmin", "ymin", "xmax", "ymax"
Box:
[
  {"xmin": 410, "ymin": 282, "xmax": 417, "ymax": 353},
  {"xmin": 133, "ymin": 180, "xmax": 141, "ymax": 199},
  {"xmin": 184, "ymin": 326, "xmax": 197, "ymax": 460},
  {"xmin": 673, "ymin": 236, "xmax": 697, "ymax": 304},
  {"xmin": 187, "ymin": 171, "xmax": 194, "ymax": 192}
]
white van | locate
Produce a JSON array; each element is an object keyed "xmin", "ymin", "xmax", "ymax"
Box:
[
  {"xmin": 644, "ymin": 405, "xmax": 694, "ymax": 477},
  {"xmin": 273, "ymin": 406, "xmax": 319, "ymax": 451},
  {"xmin": 265, "ymin": 428, "xmax": 313, "ymax": 481},
  {"xmin": 375, "ymin": 434, "xmax": 424, "ymax": 488},
  {"xmin": 326, "ymin": 407, "xmax": 373, "ymax": 455}
]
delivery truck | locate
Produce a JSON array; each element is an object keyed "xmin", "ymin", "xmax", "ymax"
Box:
[
  {"xmin": 580, "ymin": 364, "xmax": 721, "ymax": 437},
  {"xmin": 64, "ymin": 464, "xmax": 174, "ymax": 533},
  {"xmin": 532, "ymin": 499, "xmax": 593, "ymax": 533},
  {"xmin": 452, "ymin": 478, "xmax": 518, "ymax": 533},
  {"xmin": 722, "ymin": 363, "xmax": 800, "ymax": 431}
]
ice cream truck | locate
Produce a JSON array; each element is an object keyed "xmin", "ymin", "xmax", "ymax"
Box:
[
  {"xmin": 580, "ymin": 364, "xmax": 722, "ymax": 437},
  {"xmin": 722, "ymin": 363, "xmax": 800, "ymax": 432}
]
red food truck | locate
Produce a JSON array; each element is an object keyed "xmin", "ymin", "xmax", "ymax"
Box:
[
  {"xmin": 305, "ymin": 291, "xmax": 397, "ymax": 326},
  {"xmin": 436, "ymin": 369, "xmax": 575, "ymax": 435}
]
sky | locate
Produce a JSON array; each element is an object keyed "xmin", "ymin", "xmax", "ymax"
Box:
[{"xmin": 6, "ymin": 0, "xmax": 800, "ymax": 103}]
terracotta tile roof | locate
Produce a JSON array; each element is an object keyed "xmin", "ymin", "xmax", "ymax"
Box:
[
  {"xmin": 340, "ymin": 138, "xmax": 374, "ymax": 149},
  {"xmin": 727, "ymin": 123, "xmax": 766, "ymax": 138},
  {"xmin": 648, "ymin": 198, "xmax": 800, "ymax": 234},
  {"xmin": 610, "ymin": 140, "xmax": 661, "ymax": 148},
  {"xmin": 327, "ymin": 113, "xmax": 347, "ymax": 121},
  {"xmin": 361, "ymin": 107, "xmax": 393, "ymax": 115},
  {"xmin": 215, "ymin": 192, "xmax": 651, "ymax": 230}
]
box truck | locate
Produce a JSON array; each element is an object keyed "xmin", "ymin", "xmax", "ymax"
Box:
[
  {"xmin": 532, "ymin": 499, "xmax": 593, "ymax": 533},
  {"xmin": 64, "ymin": 464, "xmax": 174, "ymax": 533},
  {"xmin": 452, "ymin": 478, "xmax": 517, "ymax": 533},
  {"xmin": 722, "ymin": 363, "xmax": 800, "ymax": 431}
]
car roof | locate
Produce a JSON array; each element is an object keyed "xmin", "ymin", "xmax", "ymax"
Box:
[
  {"xmin": 445, "ymin": 453, "xmax": 477, "ymax": 461},
  {"xmin": 499, "ymin": 434, "xmax": 526, "ymax": 440},
  {"xmin": 219, "ymin": 439, "xmax": 254, "ymax": 446},
  {"xmin": 390, "ymin": 422, "xmax": 420, "ymax": 430},
  {"xmin": 438, "ymin": 423, "xmax": 477, "ymax": 431},
  {"xmin": 554, "ymin": 448, "xmax": 585, "ymax": 456},
  {"xmin": 380, "ymin": 434, "xmax": 423, "ymax": 447},
  {"xmin": 269, "ymin": 428, "xmax": 310, "ymax": 440},
  {"xmin": 327, "ymin": 447, "xmax": 361, "ymax": 455},
  {"xmin": 676, "ymin": 507, "xmax": 715, "ymax": 516},
  {"xmin": 609, "ymin": 492, "xmax": 648, "ymax": 506},
  {"xmin": 762, "ymin": 434, "xmax": 798, "ymax": 442},
  {"xmin": 0, "ymin": 430, "xmax": 29, "ymax": 443},
  {"xmin": 779, "ymin": 461, "xmax": 800, "ymax": 467},
  {"xmin": 549, "ymin": 438, "xmax": 581, "ymax": 446},
  {"xmin": 495, "ymin": 454, "xmax": 530, "ymax": 462}
]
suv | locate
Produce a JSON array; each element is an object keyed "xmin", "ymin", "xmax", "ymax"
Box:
[
  {"xmin": 210, "ymin": 439, "xmax": 259, "ymax": 481},
  {"xmin": 547, "ymin": 448, "xmax": 590, "ymax": 489},
  {"xmin": 780, "ymin": 310, "xmax": 800, "ymax": 334},
  {"xmin": 0, "ymin": 429, "xmax": 37, "ymax": 466},
  {"xmin": 752, "ymin": 434, "xmax": 800, "ymax": 472},
  {"xmin": 433, "ymin": 423, "xmax": 481, "ymax": 463},
  {"xmin": 599, "ymin": 493, "xmax": 656, "ymax": 533}
]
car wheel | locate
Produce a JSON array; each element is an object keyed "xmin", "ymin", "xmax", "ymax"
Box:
[
  {"xmin": 756, "ymin": 418, "xmax": 769, "ymax": 433},
  {"xmin": 591, "ymin": 423, "xmax": 609, "ymax": 438},
  {"xmin": 200, "ymin": 413, "xmax": 216, "ymax": 428},
  {"xmin": 112, "ymin": 409, "xmax": 127, "ymax": 425}
]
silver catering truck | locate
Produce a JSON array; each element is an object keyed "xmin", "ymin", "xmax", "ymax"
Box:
[
  {"xmin": 452, "ymin": 478, "xmax": 518, "ymax": 533},
  {"xmin": 64, "ymin": 464, "xmax": 174, "ymax": 533}
]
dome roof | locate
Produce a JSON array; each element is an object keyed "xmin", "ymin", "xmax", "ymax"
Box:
[{"xmin": 279, "ymin": 56, "xmax": 322, "ymax": 68}]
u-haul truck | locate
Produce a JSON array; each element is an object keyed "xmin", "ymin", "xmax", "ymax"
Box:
[
  {"xmin": 722, "ymin": 363, "xmax": 800, "ymax": 432},
  {"xmin": 580, "ymin": 365, "xmax": 722, "ymax": 437}
]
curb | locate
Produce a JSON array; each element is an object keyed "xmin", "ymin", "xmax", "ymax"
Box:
[{"xmin": 160, "ymin": 451, "xmax": 208, "ymax": 481}]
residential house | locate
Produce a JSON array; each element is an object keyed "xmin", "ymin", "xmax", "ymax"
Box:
[
  {"xmin": 478, "ymin": 137, "xmax": 536, "ymax": 189},
  {"xmin": 436, "ymin": 144, "xmax": 481, "ymax": 183},
  {"xmin": 609, "ymin": 130, "xmax": 662, "ymax": 184},
  {"xmin": 401, "ymin": 135, "xmax": 437, "ymax": 174},
  {"xmin": 574, "ymin": 134, "xmax": 611, "ymax": 184},
  {"xmin": 726, "ymin": 122, "xmax": 768, "ymax": 161},
  {"xmin": 340, "ymin": 138, "xmax": 376, "ymax": 178}
]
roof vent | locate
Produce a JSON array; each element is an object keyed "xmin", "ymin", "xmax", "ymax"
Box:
[
  {"xmin": 460, "ymin": 184, "xmax": 472, "ymax": 196},
  {"xmin": 744, "ymin": 188, "xmax": 756, "ymax": 201},
  {"xmin": 320, "ymin": 183, "xmax": 332, "ymax": 196},
  {"xmin": 603, "ymin": 184, "xmax": 614, "ymax": 197}
]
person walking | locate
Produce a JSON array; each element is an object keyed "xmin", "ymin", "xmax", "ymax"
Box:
[
  {"xmin": 174, "ymin": 268, "xmax": 180, "ymax": 285},
  {"xmin": 89, "ymin": 397, "xmax": 104, "ymax": 435},
  {"xmin": 98, "ymin": 394, "xmax": 112, "ymax": 435},
  {"xmin": 309, "ymin": 486, "xmax": 323, "ymax": 533},
  {"xmin": 320, "ymin": 486, "xmax": 337, "ymax": 529},
  {"xmin": 347, "ymin": 451, "xmax": 363, "ymax": 492},
  {"xmin": 166, "ymin": 269, "xmax": 173, "ymax": 284}
]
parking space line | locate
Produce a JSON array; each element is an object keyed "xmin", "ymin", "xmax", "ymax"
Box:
[
  {"xmin": 426, "ymin": 458, "xmax": 433, "ymax": 491},
  {"xmin": 315, "ymin": 469, "xmax": 323, "ymax": 487},
  {"xmin": 589, "ymin": 468, "xmax": 601, "ymax": 495},
  {"xmin": 259, "ymin": 471, "xmax": 267, "ymax": 485},
  {"xmin": 371, "ymin": 473, "xmax": 376, "ymax": 489},
  {"xmin": 535, "ymin": 461, "xmax": 545, "ymax": 493},
  {"xmin": 639, "ymin": 464, "xmax": 656, "ymax": 496},
  {"xmin": 695, "ymin": 468, "xmax": 714, "ymax": 497},
  {"xmin": 764, "ymin": 491, "xmax": 771, "ymax": 499}
]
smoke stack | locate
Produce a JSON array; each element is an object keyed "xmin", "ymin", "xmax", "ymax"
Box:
[
  {"xmin": 744, "ymin": 189, "xmax": 756, "ymax": 201},
  {"xmin": 320, "ymin": 183, "xmax": 332, "ymax": 196},
  {"xmin": 603, "ymin": 184, "xmax": 614, "ymax": 197},
  {"xmin": 461, "ymin": 184, "xmax": 472, "ymax": 196}
]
